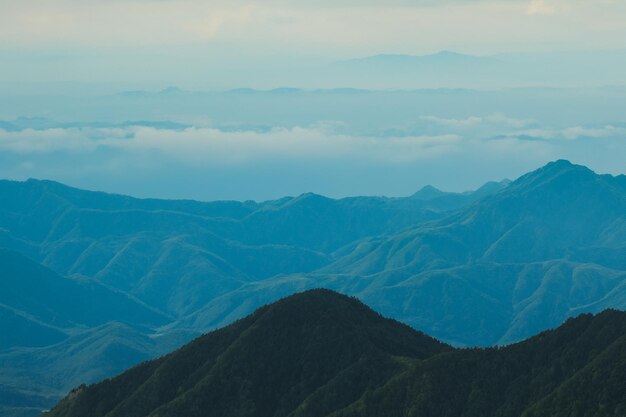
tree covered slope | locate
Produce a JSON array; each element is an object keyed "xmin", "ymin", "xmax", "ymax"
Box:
[{"xmin": 44, "ymin": 290, "xmax": 626, "ymax": 417}]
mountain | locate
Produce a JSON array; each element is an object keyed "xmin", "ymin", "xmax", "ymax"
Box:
[
  {"xmin": 0, "ymin": 248, "xmax": 168, "ymax": 348},
  {"xmin": 334, "ymin": 51, "xmax": 503, "ymax": 89},
  {"xmin": 2, "ymin": 161, "xmax": 626, "ymax": 415},
  {"xmin": 343, "ymin": 51, "xmax": 497, "ymax": 67},
  {"xmin": 312, "ymin": 160, "xmax": 626, "ymax": 344},
  {"xmin": 0, "ymin": 177, "xmax": 505, "ymax": 416},
  {"xmin": 0, "ymin": 177, "xmax": 502, "ymax": 317},
  {"xmin": 43, "ymin": 290, "xmax": 626, "ymax": 417},
  {"xmin": 44, "ymin": 290, "xmax": 449, "ymax": 417},
  {"xmin": 174, "ymin": 161, "xmax": 626, "ymax": 346},
  {"xmin": 0, "ymin": 322, "xmax": 163, "ymax": 416},
  {"xmin": 331, "ymin": 50, "xmax": 626, "ymax": 89}
]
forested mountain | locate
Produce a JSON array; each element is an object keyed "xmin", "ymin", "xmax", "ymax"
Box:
[
  {"xmin": 44, "ymin": 290, "xmax": 626, "ymax": 417},
  {"xmin": 1, "ymin": 160, "xmax": 626, "ymax": 416}
]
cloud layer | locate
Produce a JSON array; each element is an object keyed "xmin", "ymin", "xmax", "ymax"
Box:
[{"xmin": 1, "ymin": 117, "xmax": 624, "ymax": 200}]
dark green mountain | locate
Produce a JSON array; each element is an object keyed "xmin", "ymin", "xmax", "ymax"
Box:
[{"xmin": 44, "ymin": 290, "xmax": 626, "ymax": 417}]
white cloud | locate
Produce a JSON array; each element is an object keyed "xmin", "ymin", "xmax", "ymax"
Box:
[
  {"xmin": 561, "ymin": 125, "xmax": 625, "ymax": 140},
  {"xmin": 3, "ymin": 119, "xmax": 621, "ymax": 165},
  {"xmin": 0, "ymin": 126, "xmax": 463, "ymax": 164},
  {"xmin": 526, "ymin": 0, "xmax": 556, "ymax": 15},
  {"xmin": 418, "ymin": 115, "xmax": 484, "ymax": 128},
  {"xmin": 419, "ymin": 114, "xmax": 534, "ymax": 130},
  {"xmin": 510, "ymin": 125, "xmax": 626, "ymax": 140},
  {"xmin": 1, "ymin": 120, "xmax": 625, "ymax": 200}
]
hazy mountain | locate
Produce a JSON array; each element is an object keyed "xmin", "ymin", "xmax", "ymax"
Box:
[
  {"xmin": 327, "ymin": 159, "xmax": 626, "ymax": 274},
  {"xmin": 0, "ymin": 249, "xmax": 168, "ymax": 348},
  {"xmin": 341, "ymin": 51, "xmax": 498, "ymax": 67},
  {"xmin": 44, "ymin": 290, "xmax": 626, "ymax": 417},
  {"xmin": 170, "ymin": 161, "xmax": 626, "ymax": 346},
  {"xmin": 332, "ymin": 50, "xmax": 626, "ymax": 89},
  {"xmin": 0, "ymin": 177, "xmax": 499, "ymax": 317}
]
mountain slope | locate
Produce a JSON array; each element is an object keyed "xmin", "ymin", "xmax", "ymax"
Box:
[
  {"xmin": 0, "ymin": 177, "xmax": 506, "ymax": 417},
  {"xmin": 0, "ymin": 178, "xmax": 500, "ymax": 317},
  {"xmin": 44, "ymin": 289, "xmax": 449, "ymax": 417},
  {"xmin": 0, "ymin": 322, "xmax": 178, "ymax": 417},
  {"xmin": 295, "ymin": 160, "xmax": 626, "ymax": 345},
  {"xmin": 0, "ymin": 249, "xmax": 168, "ymax": 341},
  {"xmin": 44, "ymin": 291, "xmax": 626, "ymax": 417},
  {"xmin": 334, "ymin": 308, "xmax": 626, "ymax": 417},
  {"xmin": 0, "ymin": 305, "xmax": 66, "ymax": 350},
  {"xmin": 328, "ymin": 160, "xmax": 626, "ymax": 274},
  {"xmin": 3, "ymin": 161, "xmax": 626, "ymax": 415}
]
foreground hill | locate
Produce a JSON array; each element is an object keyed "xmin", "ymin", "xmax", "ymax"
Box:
[{"xmin": 44, "ymin": 290, "xmax": 626, "ymax": 417}]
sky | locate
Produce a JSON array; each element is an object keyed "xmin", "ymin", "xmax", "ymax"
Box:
[
  {"xmin": 2, "ymin": 0, "xmax": 626, "ymax": 88},
  {"xmin": 1, "ymin": 0, "xmax": 626, "ymax": 200}
]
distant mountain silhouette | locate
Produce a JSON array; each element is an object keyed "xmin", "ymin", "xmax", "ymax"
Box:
[
  {"xmin": 334, "ymin": 51, "xmax": 503, "ymax": 88},
  {"xmin": 44, "ymin": 290, "xmax": 626, "ymax": 417},
  {"xmin": 342, "ymin": 51, "xmax": 497, "ymax": 66}
]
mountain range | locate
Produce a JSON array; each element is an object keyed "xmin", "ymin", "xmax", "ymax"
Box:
[
  {"xmin": 1, "ymin": 160, "xmax": 626, "ymax": 416},
  {"xmin": 43, "ymin": 290, "xmax": 626, "ymax": 417}
]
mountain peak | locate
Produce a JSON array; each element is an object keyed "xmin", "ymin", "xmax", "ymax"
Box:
[
  {"xmin": 45, "ymin": 289, "xmax": 448, "ymax": 417},
  {"xmin": 411, "ymin": 185, "xmax": 445, "ymax": 200},
  {"xmin": 511, "ymin": 159, "xmax": 595, "ymax": 190},
  {"xmin": 44, "ymin": 296, "xmax": 626, "ymax": 417},
  {"xmin": 159, "ymin": 86, "xmax": 184, "ymax": 95},
  {"xmin": 544, "ymin": 158, "xmax": 576, "ymax": 170},
  {"xmin": 429, "ymin": 50, "xmax": 470, "ymax": 59},
  {"xmin": 540, "ymin": 159, "xmax": 592, "ymax": 174},
  {"xmin": 249, "ymin": 289, "xmax": 425, "ymax": 337}
]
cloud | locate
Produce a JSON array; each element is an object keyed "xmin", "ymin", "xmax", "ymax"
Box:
[
  {"xmin": 3, "ymin": 118, "xmax": 621, "ymax": 164},
  {"xmin": 561, "ymin": 125, "xmax": 625, "ymax": 140},
  {"xmin": 509, "ymin": 125, "xmax": 626, "ymax": 141},
  {"xmin": 418, "ymin": 114, "xmax": 533, "ymax": 130},
  {"xmin": 418, "ymin": 115, "xmax": 484, "ymax": 128},
  {"xmin": 1, "ymin": 119, "xmax": 624, "ymax": 200},
  {"xmin": 0, "ymin": 125, "xmax": 463, "ymax": 164},
  {"xmin": 526, "ymin": 0, "xmax": 556, "ymax": 15}
]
